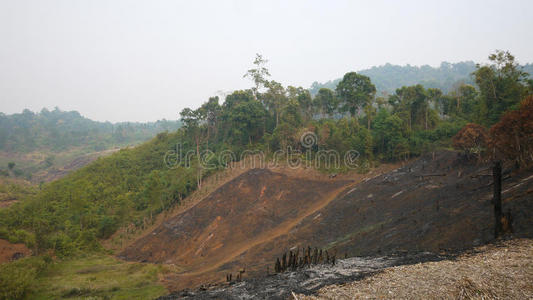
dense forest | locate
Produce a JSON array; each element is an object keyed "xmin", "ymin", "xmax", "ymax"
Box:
[
  {"xmin": 0, "ymin": 50, "xmax": 532, "ymax": 298},
  {"xmin": 310, "ymin": 61, "xmax": 533, "ymax": 96},
  {"xmin": 0, "ymin": 108, "xmax": 181, "ymax": 153}
]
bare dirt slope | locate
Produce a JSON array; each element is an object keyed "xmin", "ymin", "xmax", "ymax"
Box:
[
  {"xmin": 121, "ymin": 151, "xmax": 533, "ymax": 291},
  {"xmin": 120, "ymin": 168, "xmax": 357, "ymax": 288}
]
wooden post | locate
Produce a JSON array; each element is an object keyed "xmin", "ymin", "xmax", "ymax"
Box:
[{"xmin": 493, "ymin": 161, "xmax": 503, "ymax": 238}]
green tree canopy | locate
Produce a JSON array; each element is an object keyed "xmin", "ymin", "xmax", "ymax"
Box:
[
  {"xmin": 336, "ymin": 72, "xmax": 376, "ymax": 117},
  {"xmin": 473, "ymin": 50, "xmax": 530, "ymax": 125}
]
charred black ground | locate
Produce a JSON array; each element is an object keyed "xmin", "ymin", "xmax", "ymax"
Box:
[{"xmin": 158, "ymin": 251, "xmax": 450, "ymax": 300}]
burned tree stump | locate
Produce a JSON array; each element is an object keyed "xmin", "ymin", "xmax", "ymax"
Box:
[
  {"xmin": 493, "ymin": 161, "xmax": 503, "ymax": 238},
  {"xmin": 275, "ymin": 258, "xmax": 281, "ymax": 273},
  {"xmin": 503, "ymin": 209, "xmax": 514, "ymax": 234}
]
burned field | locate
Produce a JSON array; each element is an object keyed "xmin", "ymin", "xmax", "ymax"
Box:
[
  {"xmin": 120, "ymin": 150, "xmax": 533, "ymax": 294},
  {"xmin": 119, "ymin": 168, "xmax": 354, "ymax": 289}
]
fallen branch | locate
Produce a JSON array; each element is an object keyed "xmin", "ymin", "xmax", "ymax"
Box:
[{"xmin": 291, "ymin": 291, "xmax": 299, "ymax": 300}]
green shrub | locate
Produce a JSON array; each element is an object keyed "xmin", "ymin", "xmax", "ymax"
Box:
[
  {"xmin": 0, "ymin": 228, "xmax": 9, "ymax": 240},
  {"xmin": 97, "ymin": 216, "xmax": 118, "ymax": 239},
  {"xmin": 0, "ymin": 256, "xmax": 49, "ymax": 300},
  {"xmin": 7, "ymin": 229, "xmax": 36, "ymax": 249},
  {"xmin": 48, "ymin": 232, "xmax": 76, "ymax": 258}
]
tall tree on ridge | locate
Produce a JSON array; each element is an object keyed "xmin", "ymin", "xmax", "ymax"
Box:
[
  {"xmin": 244, "ymin": 53, "xmax": 271, "ymax": 99},
  {"xmin": 197, "ymin": 96, "xmax": 221, "ymax": 149},
  {"xmin": 263, "ymin": 80, "xmax": 287, "ymax": 127},
  {"xmin": 313, "ymin": 88, "xmax": 339, "ymax": 118},
  {"xmin": 180, "ymin": 108, "xmax": 204, "ymax": 188},
  {"xmin": 336, "ymin": 72, "xmax": 376, "ymax": 118}
]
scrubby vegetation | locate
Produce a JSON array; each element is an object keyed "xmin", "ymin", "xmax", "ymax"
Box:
[
  {"xmin": 0, "ymin": 178, "xmax": 37, "ymax": 204},
  {"xmin": 0, "ymin": 131, "xmax": 220, "ymax": 257},
  {"xmin": 0, "ymin": 256, "xmax": 50, "ymax": 300}
]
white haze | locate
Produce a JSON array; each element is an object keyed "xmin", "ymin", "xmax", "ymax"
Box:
[{"xmin": 0, "ymin": 0, "xmax": 532, "ymax": 122}]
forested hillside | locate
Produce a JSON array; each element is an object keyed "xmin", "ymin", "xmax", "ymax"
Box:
[
  {"xmin": 0, "ymin": 108, "xmax": 181, "ymax": 153},
  {"xmin": 310, "ymin": 61, "xmax": 533, "ymax": 95},
  {"xmin": 0, "ymin": 108, "xmax": 181, "ymax": 182}
]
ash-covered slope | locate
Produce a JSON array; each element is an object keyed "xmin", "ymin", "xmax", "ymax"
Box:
[
  {"xmin": 283, "ymin": 151, "xmax": 533, "ymax": 258},
  {"xmin": 160, "ymin": 252, "xmax": 446, "ymax": 300}
]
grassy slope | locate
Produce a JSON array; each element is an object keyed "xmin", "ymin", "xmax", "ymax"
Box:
[{"xmin": 26, "ymin": 255, "xmax": 166, "ymax": 300}]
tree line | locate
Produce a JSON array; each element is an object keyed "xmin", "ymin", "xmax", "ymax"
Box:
[{"xmin": 179, "ymin": 50, "xmax": 532, "ymax": 168}]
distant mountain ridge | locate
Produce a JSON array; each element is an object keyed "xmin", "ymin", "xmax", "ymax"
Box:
[
  {"xmin": 310, "ymin": 61, "xmax": 533, "ymax": 95},
  {"xmin": 0, "ymin": 107, "xmax": 181, "ymax": 153}
]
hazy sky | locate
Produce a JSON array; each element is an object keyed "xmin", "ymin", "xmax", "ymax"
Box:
[{"xmin": 1, "ymin": 0, "xmax": 532, "ymax": 122}]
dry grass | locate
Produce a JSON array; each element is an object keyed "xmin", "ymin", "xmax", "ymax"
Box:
[{"xmin": 299, "ymin": 239, "xmax": 533, "ymax": 300}]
